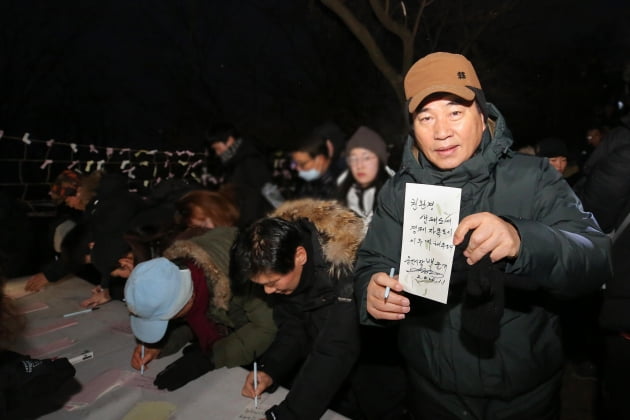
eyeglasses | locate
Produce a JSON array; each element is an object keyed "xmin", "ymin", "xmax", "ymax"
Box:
[{"xmin": 347, "ymin": 155, "xmax": 377, "ymax": 166}]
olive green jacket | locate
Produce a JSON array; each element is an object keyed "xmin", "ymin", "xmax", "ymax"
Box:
[{"xmin": 162, "ymin": 227, "xmax": 276, "ymax": 368}]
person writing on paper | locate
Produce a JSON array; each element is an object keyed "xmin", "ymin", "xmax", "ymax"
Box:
[
  {"xmin": 354, "ymin": 52, "xmax": 611, "ymax": 419},
  {"xmin": 231, "ymin": 199, "xmax": 363, "ymax": 420},
  {"xmin": 24, "ymin": 169, "xmax": 97, "ymax": 292},
  {"xmin": 124, "ymin": 228, "xmax": 276, "ymax": 391}
]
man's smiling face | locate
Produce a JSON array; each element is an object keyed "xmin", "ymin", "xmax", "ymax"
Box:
[{"xmin": 412, "ymin": 94, "xmax": 486, "ymax": 170}]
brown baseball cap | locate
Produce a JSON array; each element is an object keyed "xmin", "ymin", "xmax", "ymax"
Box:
[{"xmin": 404, "ymin": 52, "xmax": 482, "ymax": 113}]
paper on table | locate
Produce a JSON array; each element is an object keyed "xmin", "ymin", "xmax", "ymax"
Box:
[
  {"xmin": 121, "ymin": 401, "xmax": 176, "ymax": 420},
  {"xmin": 28, "ymin": 336, "xmax": 77, "ymax": 358},
  {"xmin": 17, "ymin": 301, "xmax": 49, "ymax": 314},
  {"xmin": 65, "ymin": 369, "xmax": 163, "ymax": 411},
  {"xmin": 110, "ymin": 319, "xmax": 133, "ymax": 335},
  {"xmin": 399, "ymin": 183, "xmax": 461, "ymax": 303},
  {"xmin": 24, "ymin": 318, "xmax": 78, "ymax": 338},
  {"xmin": 3, "ymin": 279, "xmax": 38, "ymax": 300},
  {"xmin": 233, "ymin": 394, "xmax": 272, "ymax": 420}
]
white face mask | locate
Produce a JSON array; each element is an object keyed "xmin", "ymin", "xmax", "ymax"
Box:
[{"xmin": 298, "ymin": 168, "xmax": 321, "ymax": 182}]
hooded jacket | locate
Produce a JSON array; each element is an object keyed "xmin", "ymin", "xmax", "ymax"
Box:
[
  {"xmin": 261, "ymin": 199, "xmax": 364, "ymax": 420},
  {"xmin": 162, "ymin": 226, "xmax": 276, "ymax": 368},
  {"xmin": 355, "ymin": 103, "xmax": 611, "ymax": 400}
]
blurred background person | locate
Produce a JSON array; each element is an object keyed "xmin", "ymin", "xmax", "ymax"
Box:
[
  {"xmin": 336, "ymin": 126, "xmax": 394, "ymax": 228},
  {"xmin": 175, "ymin": 188, "xmax": 240, "ymax": 230},
  {"xmin": 206, "ymin": 122, "xmax": 272, "ymax": 227},
  {"xmin": 574, "ymin": 110, "xmax": 630, "ymax": 418},
  {"xmin": 535, "ymin": 137, "xmax": 569, "ymax": 174},
  {"xmin": 290, "ymin": 128, "xmax": 343, "ymax": 200},
  {"xmin": 24, "ymin": 169, "xmax": 100, "ymax": 292}
]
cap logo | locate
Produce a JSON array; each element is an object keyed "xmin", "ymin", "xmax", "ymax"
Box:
[{"xmin": 457, "ymin": 71, "xmax": 466, "ymax": 80}]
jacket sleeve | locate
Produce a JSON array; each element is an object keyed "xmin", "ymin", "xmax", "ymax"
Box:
[
  {"xmin": 258, "ymin": 299, "xmax": 310, "ymax": 384},
  {"xmin": 211, "ymin": 294, "xmax": 276, "ymax": 368},
  {"xmin": 41, "ymin": 259, "xmax": 68, "ymax": 283},
  {"xmin": 354, "ymin": 180, "xmax": 405, "ymax": 326},
  {"xmin": 157, "ymin": 321, "xmax": 194, "ymax": 357},
  {"xmin": 504, "ymin": 160, "xmax": 612, "ymax": 298},
  {"xmin": 264, "ymin": 296, "xmax": 360, "ymax": 420}
]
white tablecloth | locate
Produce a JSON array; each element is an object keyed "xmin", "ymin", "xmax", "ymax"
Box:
[{"xmin": 6, "ymin": 275, "xmax": 348, "ymax": 419}]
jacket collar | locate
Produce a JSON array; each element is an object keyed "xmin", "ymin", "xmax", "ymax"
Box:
[{"xmin": 163, "ymin": 227, "xmax": 238, "ymax": 311}]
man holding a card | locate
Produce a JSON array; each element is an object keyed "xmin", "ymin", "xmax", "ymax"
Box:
[{"xmin": 354, "ymin": 52, "xmax": 611, "ymax": 419}]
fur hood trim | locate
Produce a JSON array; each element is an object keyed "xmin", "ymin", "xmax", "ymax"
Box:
[
  {"xmin": 271, "ymin": 198, "xmax": 365, "ymax": 276},
  {"xmin": 163, "ymin": 238, "xmax": 231, "ymax": 311}
]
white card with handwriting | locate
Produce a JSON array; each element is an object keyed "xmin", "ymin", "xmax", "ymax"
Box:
[{"xmin": 399, "ymin": 183, "xmax": 461, "ymax": 303}]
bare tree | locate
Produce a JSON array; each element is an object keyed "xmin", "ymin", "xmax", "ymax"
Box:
[{"xmin": 319, "ymin": 0, "xmax": 520, "ymax": 108}]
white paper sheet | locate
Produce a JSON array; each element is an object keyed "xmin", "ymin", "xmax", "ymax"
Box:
[
  {"xmin": 232, "ymin": 394, "xmax": 273, "ymax": 420},
  {"xmin": 17, "ymin": 301, "xmax": 49, "ymax": 314},
  {"xmin": 399, "ymin": 183, "xmax": 461, "ymax": 303},
  {"xmin": 64, "ymin": 368, "xmax": 163, "ymax": 411},
  {"xmin": 3, "ymin": 277, "xmax": 39, "ymax": 300},
  {"xmin": 24, "ymin": 318, "xmax": 78, "ymax": 338}
]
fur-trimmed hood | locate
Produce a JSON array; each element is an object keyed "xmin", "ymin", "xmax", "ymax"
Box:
[
  {"xmin": 271, "ymin": 198, "xmax": 365, "ymax": 277},
  {"xmin": 162, "ymin": 226, "xmax": 237, "ymax": 311}
]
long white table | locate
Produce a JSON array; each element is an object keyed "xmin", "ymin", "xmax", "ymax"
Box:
[{"xmin": 6, "ymin": 276, "xmax": 348, "ymax": 419}]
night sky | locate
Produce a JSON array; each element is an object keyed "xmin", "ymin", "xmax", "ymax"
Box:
[{"xmin": 1, "ymin": 0, "xmax": 630, "ymax": 153}]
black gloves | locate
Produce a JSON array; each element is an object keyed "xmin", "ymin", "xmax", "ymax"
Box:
[
  {"xmin": 154, "ymin": 344, "xmax": 214, "ymax": 391},
  {"xmin": 461, "ymin": 255, "xmax": 505, "ymax": 342}
]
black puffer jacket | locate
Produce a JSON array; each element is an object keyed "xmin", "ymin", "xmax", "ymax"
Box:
[
  {"xmin": 573, "ymin": 122, "xmax": 630, "ymax": 332},
  {"xmin": 261, "ymin": 199, "xmax": 363, "ymax": 420}
]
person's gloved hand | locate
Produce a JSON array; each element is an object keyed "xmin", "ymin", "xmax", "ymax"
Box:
[{"xmin": 154, "ymin": 344, "xmax": 214, "ymax": 391}]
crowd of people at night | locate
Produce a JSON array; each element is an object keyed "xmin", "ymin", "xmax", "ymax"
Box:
[{"xmin": 1, "ymin": 51, "xmax": 630, "ymax": 420}]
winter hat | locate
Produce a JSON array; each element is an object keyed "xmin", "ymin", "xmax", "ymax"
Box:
[
  {"xmin": 404, "ymin": 52, "xmax": 482, "ymax": 113},
  {"xmin": 125, "ymin": 258, "xmax": 193, "ymax": 343},
  {"xmin": 345, "ymin": 126, "xmax": 389, "ymax": 164},
  {"xmin": 536, "ymin": 137, "xmax": 568, "ymax": 158}
]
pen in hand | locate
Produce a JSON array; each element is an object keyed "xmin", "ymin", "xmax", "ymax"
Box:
[
  {"xmin": 140, "ymin": 344, "xmax": 145, "ymax": 375},
  {"xmin": 384, "ymin": 267, "xmax": 395, "ymax": 301},
  {"xmin": 253, "ymin": 357, "xmax": 258, "ymax": 408}
]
